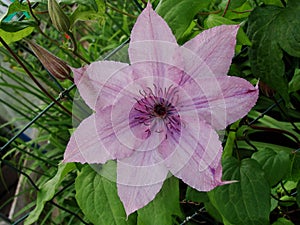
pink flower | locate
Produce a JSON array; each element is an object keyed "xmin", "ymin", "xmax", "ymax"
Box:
[{"xmin": 64, "ymin": 3, "xmax": 258, "ymax": 215}]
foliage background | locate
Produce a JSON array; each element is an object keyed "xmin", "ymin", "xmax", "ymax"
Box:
[{"xmin": 0, "ymin": 0, "xmax": 300, "ymax": 224}]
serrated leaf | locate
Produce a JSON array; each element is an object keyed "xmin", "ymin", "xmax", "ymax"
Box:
[
  {"xmin": 272, "ymin": 218, "xmax": 295, "ymax": 225},
  {"xmin": 248, "ymin": 0, "xmax": 300, "ymax": 103},
  {"xmin": 156, "ymin": 0, "xmax": 210, "ymax": 39},
  {"xmin": 208, "ymin": 158, "xmax": 270, "ymax": 225},
  {"xmin": 24, "ymin": 163, "xmax": 76, "ymax": 225},
  {"xmin": 69, "ymin": 0, "xmax": 105, "ymax": 25},
  {"xmin": 137, "ymin": 176, "xmax": 182, "ymax": 225},
  {"xmin": 252, "ymin": 148, "xmax": 291, "ymax": 186},
  {"xmin": 75, "ymin": 162, "xmax": 136, "ymax": 225}
]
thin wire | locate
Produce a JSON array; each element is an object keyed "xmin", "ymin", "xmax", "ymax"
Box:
[
  {"xmin": 1, "ymin": 37, "xmax": 132, "ymax": 224},
  {"xmin": 180, "ymin": 207, "xmax": 205, "ymax": 225},
  {"xmin": 0, "ymin": 160, "xmax": 40, "ymax": 191},
  {"xmin": 49, "ymin": 201, "xmax": 90, "ymax": 225},
  {"xmin": 11, "ymin": 213, "xmax": 29, "ymax": 225},
  {"xmin": 248, "ymin": 98, "xmax": 283, "ymax": 125},
  {"xmin": 0, "ymin": 85, "xmax": 75, "ymax": 153}
]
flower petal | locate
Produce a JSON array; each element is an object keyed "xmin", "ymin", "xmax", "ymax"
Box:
[
  {"xmin": 182, "ymin": 25, "xmax": 239, "ymax": 78},
  {"xmin": 117, "ymin": 150, "xmax": 168, "ymax": 215},
  {"xmin": 95, "ymin": 106, "xmax": 134, "ymax": 160},
  {"xmin": 163, "ymin": 117, "xmax": 225, "ymax": 191},
  {"xmin": 129, "ymin": 3, "xmax": 180, "ymax": 83},
  {"xmin": 73, "ymin": 61, "xmax": 132, "ymax": 111},
  {"xmin": 129, "ymin": 3, "xmax": 177, "ymax": 63},
  {"xmin": 179, "ymin": 76, "xmax": 258, "ymax": 130},
  {"xmin": 173, "ymin": 146, "xmax": 226, "ymax": 191},
  {"xmin": 63, "ymin": 114, "xmax": 112, "ymax": 164}
]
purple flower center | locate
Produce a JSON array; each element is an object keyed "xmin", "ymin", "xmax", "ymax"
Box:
[
  {"xmin": 153, "ymin": 104, "xmax": 167, "ymax": 118},
  {"xmin": 129, "ymin": 86, "xmax": 181, "ymax": 140}
]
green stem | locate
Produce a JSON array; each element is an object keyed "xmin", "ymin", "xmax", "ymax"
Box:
[
  {"xmin": 223, "ymin": 120, "xmax": 240, "ymax": 159},
  {"xmin": 67, "ymin": 31, "xmax": 90, "ymax": 64}
]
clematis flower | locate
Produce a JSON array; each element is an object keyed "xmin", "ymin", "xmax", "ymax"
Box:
[{"xmin": 64, "ymin": 3, "xmax": 258, "ymax": 215}]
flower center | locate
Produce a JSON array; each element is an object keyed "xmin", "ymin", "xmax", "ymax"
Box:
[
  {"xmin": 128, "ymin": 85, "xmax": 181, "ymax": 140},
  {"xmin": 153, "ymin": 104, "xmax": 167, "ymax": 118}
]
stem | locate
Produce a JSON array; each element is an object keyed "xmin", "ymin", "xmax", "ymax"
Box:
[
  {"xmin": 107, "ymin": 3, "xmax": 137, "ymax": 18},
  {"xmin": 67, "ymin": 31, "xmax": 91, "ymax": 64},
  {"xmin": 26, "ymin": 0, "xmax": 40, "ymax": 25},
  {"xmin": 223, "ymin": 121, "xmax": 240, "ymax": 159},
  {"xmin": 0, "ymin": 37, "xmax": 78, "ymax": 121},
  {"xmin": 231, "ymin": 9, "xmax": 253, "ymax": 14},
  {"xmin": 222, "ymin": 0, "xmax": 231, "ymax": 17},
  {"xmin": 26, "ymin": 1, "xmax": 87, "ymax": 65}
]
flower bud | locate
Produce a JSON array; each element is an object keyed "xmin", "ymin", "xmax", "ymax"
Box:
[
  {"xmin": 259, "ymin": 81, "xmax": 275, "ymax": 98},
  {"xmin": 27, "ymin": 40, "xmax": 72, "ymax": 81},
  {"xmin": 48, "ymin": 0, "xmax": 70, "ymax": 32}
]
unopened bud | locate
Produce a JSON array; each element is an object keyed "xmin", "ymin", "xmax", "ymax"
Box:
[
  {"xmin": 48, "ymin": 0, "xmax": 70, "ymax": 32},
  {"xmin": 259, "ymin": 81, "xmax": 275, "ymax": 98},
  {"xmin": 27, "ymin": 40, "xmax": 72, "ymax": 81}
]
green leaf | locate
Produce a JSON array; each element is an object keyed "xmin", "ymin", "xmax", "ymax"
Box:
[
  {"xmin": 218, "ymin": 0, "xmax": 247, "ymax": 10},
  {"xmin": 272, "ymin": 217, "xmax": 295, "ymax": 225},
  {"xmin": 289, "ymin": 69, "xmax": 300, "ymax": 93},
  {"xmin": 30, "ymin": 0, "xmax": 98, "ymax": 10},
  {"xmin": 290, "ymin": 152, "xmax": 300, "ymax": 181},
  {"xmin": 0, "ymin": 26, "xmax": 34, "ymax": 46},
  {"xmin": 0, "ymin": 0, "xmax": 29, "ymax": 22},
  {"xmin": 296, "ymin": 181, "xmax": 300, "ymax": 207},
  {"xmin": 69, "ymin": 0, "xmax": 105, "ymax": 25},
  {"xmin": 208, "ymin": 158, "xmax": 270, "ymax": 225},
  {"xmin": 225, "ymin": 1, "xmax": 252, "ymax": 20},
  {"xmin": 61, "ymin": 0, "xmax": 98, "ymax": 11},
  {"xmin": 0, "ymin": 21, "xmax": 36, "ymax": 32},
  {"xmin": 156, "ymin": 0, "xmax": 210, "ymax": 39},
  {"xmin": 75, "ymin": 162, "xmax": 136, "ymax": 225},
  {"xmin": 186, "ymin": 186, "xmax": 224, "ymax": 222},
  {"xmin": 137, "ymin": 176, "xmax": 182, "ymax": 225},
  {"xmin": 186, "ymin": 187, "xmax": 209, "ymax": 203},
  {"xmin": 252, "ymin": 148, "xmax": 291, "ymax": 186},
  {"xmin": 24, "ymin": 163, "xmax": 76, "ymax": 225},
  {"xmin": 204, "ymin": 14, "xmax": 251, "ymax": 46},
  {"xmin": 248, "ymin": 0, "xmax": 300, "ymax": 103},
  {"xmin": 261, "ymin": 0, "xmax": 284, "ymax": 7}
]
